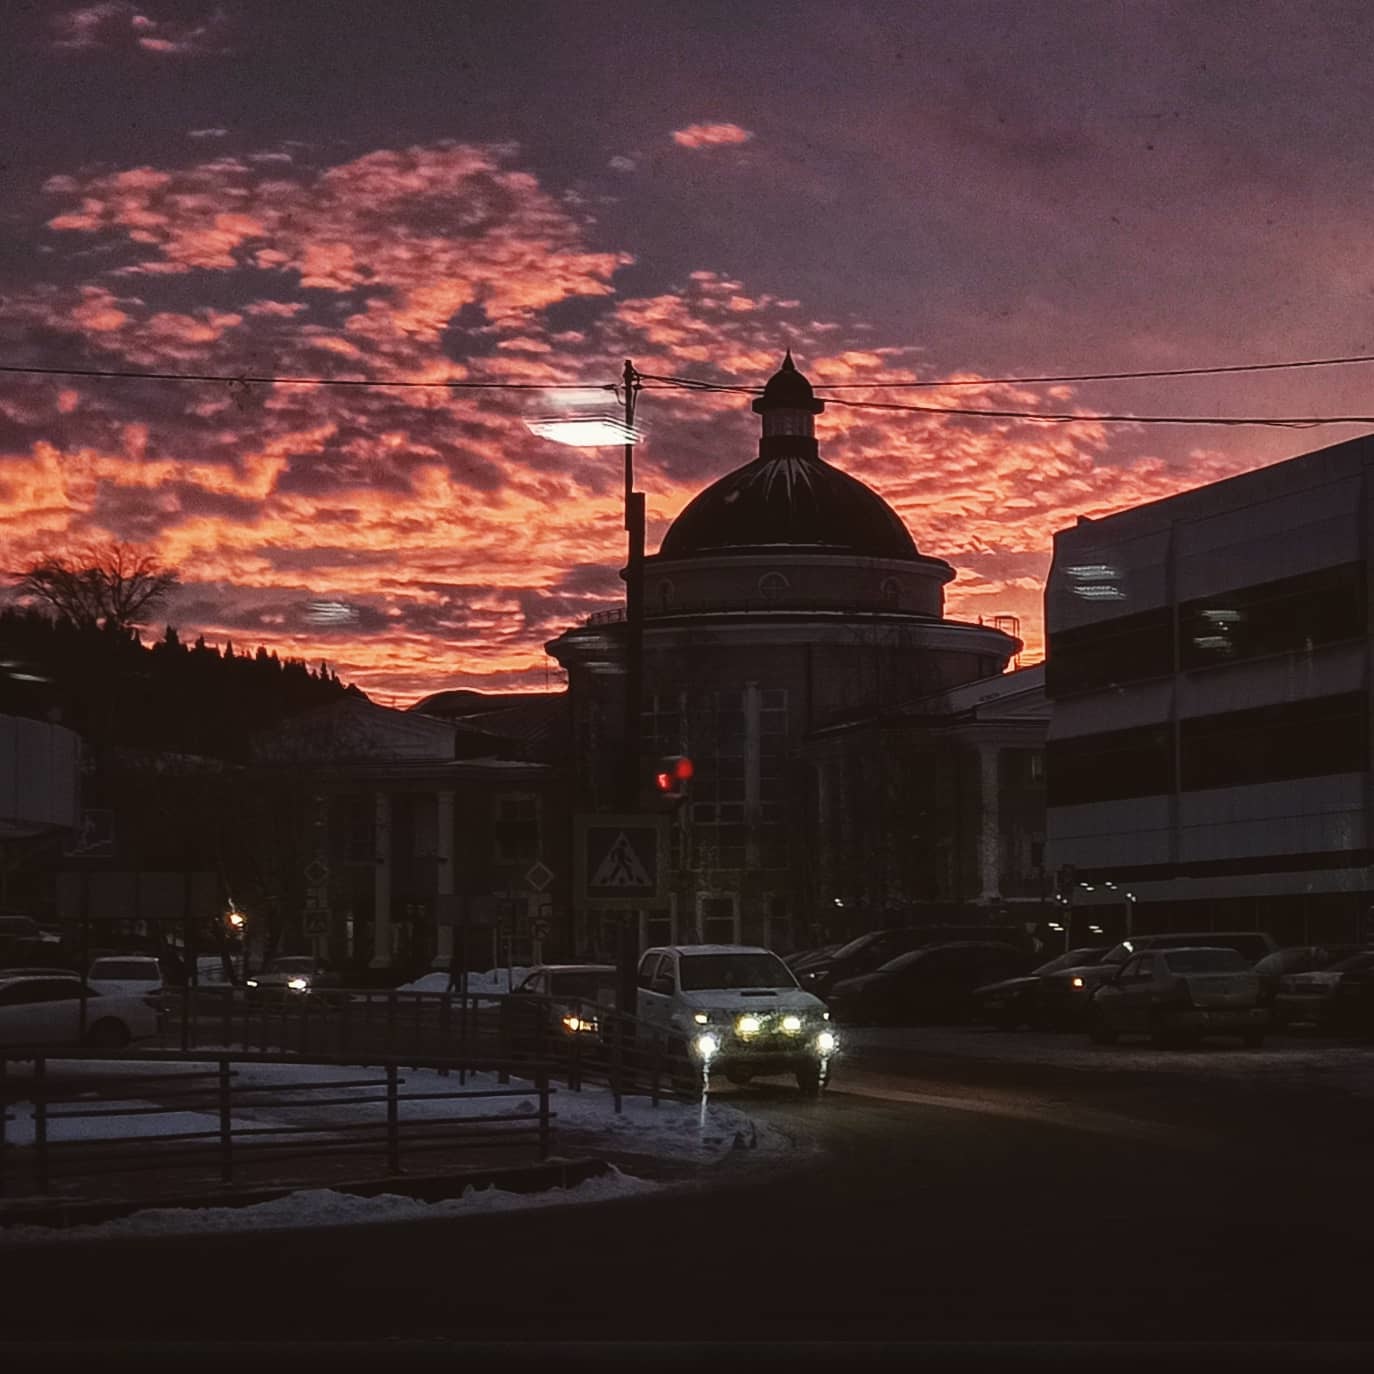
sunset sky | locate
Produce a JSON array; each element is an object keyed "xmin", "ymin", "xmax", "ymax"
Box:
[{"xmin": 6, "ymin": 2, "xmax": 1374, "ymax": 702}]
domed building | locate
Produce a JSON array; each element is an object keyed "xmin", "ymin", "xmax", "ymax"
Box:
[{"xmin": 549, "ymin": 355, "xmax": 1044, "ymax": 956}]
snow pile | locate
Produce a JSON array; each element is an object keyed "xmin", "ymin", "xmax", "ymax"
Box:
[
  {"xmin": 394, "ymin": 968, "xmax": 531, "ymax": 998},
  {"xmin": 0, "ymin": 1167, "xmax": 659, "ymax": 1245}
]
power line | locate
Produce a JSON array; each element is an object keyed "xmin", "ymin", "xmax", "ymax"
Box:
[
  {"xmin": 638, "ymin": 370, "xmax": 1374, "ymax": 428},
  {"xmin": 0, "ymin": 362, "xmax": 612, "ymax": 391}
]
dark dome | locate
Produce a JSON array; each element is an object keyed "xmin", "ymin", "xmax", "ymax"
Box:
[{"xmin": 657, "ymin": 452, "xmax": 922, "ymax": 561}]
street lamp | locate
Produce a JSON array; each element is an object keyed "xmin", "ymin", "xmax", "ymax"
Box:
[{"xmin": 528, "ymin": 362, "xmax": 646, "ymax": 1008}]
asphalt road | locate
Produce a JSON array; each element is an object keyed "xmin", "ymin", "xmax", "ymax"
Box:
[{"xmin": 3, "ymin": 1030, "xmax": 1370, "ymax": 1355}]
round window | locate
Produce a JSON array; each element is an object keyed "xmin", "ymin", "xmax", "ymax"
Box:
[{"xmin": 758, "ymin": 572, "xmax": 789, "ymax": 601}]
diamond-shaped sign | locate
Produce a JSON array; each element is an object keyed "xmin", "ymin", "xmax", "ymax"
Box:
[
  {"xmin": 303, "ymin": 858, "xmax": 330, "ymax": 887},
  {"xmin": 524, "ymin": 860, "xmax": 555, "ymax": 892}
]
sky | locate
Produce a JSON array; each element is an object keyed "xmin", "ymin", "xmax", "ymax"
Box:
[{"xmin": 6, "ymin": 2, "xmax": 1374, "ymax": 702}]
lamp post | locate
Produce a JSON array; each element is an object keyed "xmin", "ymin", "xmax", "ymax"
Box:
[{"xmin": 528, "ymin": 363, "xmax": 644, "ymax": 1004}]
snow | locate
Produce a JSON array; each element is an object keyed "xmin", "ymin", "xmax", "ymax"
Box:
[
  {"xmin": 394, "ymin": 968, "xmax": 530, "ymax": 998},
  {"xmin": 0, "ymin": 1056, "xmax": 791, "ymax": 1159},
  {"xmin": 0, "ymin": 1167, "xmax": 659, "ymax": 1246}
]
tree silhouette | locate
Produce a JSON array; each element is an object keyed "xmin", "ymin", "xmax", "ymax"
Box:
[{"xmin": 11, "ymin": 542, "xmax": 180, "ymax": 632}]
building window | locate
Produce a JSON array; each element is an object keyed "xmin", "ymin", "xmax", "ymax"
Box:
[
  {"xmin": 758, "ymin": 571, "xmax": 789, "ymax": 601},
  {"xmin": 657, "ymin": 579, "xmax": 674, "ymax": 612},
  {"xmin": 1046, "ymin": 725, "xmax": 1174, "ymax": 805},
  {"xmin": 698, "ymin": 894, "xmax": 738, "ymax": 944},
  {"xmin": 1046, "ymin": 605, "xmax": 1173, "ymax": 698},
  {"xmin": 494, "ymin": 795, "xmax": 539, "ymax": 863},
  {"xmin": 881, "ymin": 577, "xmax": 901, "ymax": 606},
  {"xmin": 1180, "ymin": 692, "xmax": 1367, "ymax": 790},
  {"xmin": 1179, "ymin": 562, "xmax": 1365, "ymax": 671}
]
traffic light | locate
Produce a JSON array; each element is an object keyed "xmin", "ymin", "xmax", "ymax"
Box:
[{"xmin": 653, "ymin": 754, "xmax": 694, "ymax": 802}]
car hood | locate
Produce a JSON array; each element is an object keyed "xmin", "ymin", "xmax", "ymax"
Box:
[
  {"xmin": 974, "ymin": 975, "xmax": 1039, "ymax": 996},
  {"xmin": 678, "ymin": 988, "xmax": 826, "ymax": 1015},
  {"xmin": 1044, "ymin": 965, "xmax": 1115, "ymax": 986}
]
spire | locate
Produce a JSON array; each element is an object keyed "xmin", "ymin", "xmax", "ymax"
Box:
[{"xmin": 753, "ymin": 350, "xmax": 825, "ymax": 442}]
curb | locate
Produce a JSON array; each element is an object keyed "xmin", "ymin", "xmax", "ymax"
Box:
[{"xmin": 0, "ymin": 1155, "xmax": 611, "ymax": 1231}]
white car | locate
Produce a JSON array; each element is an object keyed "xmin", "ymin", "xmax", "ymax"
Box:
[
  {"xmin": 86, "ymin": 955, "xmax": 163, "ymax": 998},
  {"xmin": 0, "ymin": 974, "xmax": 160, "ymax": 1049},
  {"xmin": 636, "ymin": 944, "xmax": 836, "ymax": 1095}
]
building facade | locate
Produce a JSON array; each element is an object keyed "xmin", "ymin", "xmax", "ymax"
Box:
[
  {"xmin": 1044, "ymin": 433, "xmax": 1374, "ymax": 946},
  {"xmin": 549, "ymin": 355, "xmax": 1029, "ymax": 956}
]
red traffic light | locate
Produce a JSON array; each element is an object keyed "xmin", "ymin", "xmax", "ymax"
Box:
[{"xmin": 653, "ymin": 755, "xmax": 694, "ymax": 797}]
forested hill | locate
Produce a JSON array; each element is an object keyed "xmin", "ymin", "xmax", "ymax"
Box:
[{"xmin": 0, "ymin": 609, "xmax": 362, "ymax": 762}]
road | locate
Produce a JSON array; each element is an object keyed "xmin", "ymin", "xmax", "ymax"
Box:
[{"xmin": 2, "ymin": 1028, "xmax": 1370, "ymax": 1355}]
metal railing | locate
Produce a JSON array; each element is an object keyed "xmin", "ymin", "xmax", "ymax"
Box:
[
  {"xmin": 0, "ymin": 1048, "xmax": 553, "ymax": 1200},
  {"xmin": 151, "ymin": 985, "xmax": 702, "ymax": 1112}
]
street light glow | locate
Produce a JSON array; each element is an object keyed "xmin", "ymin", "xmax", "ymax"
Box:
[{"xmin": 526, "ymin": 414, "xmax": 642, "ymax": 446}]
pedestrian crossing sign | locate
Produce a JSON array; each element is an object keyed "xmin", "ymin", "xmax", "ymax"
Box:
[{"xmin": 575, "ymin": 813, "xmax": 667, "ymax": 909}]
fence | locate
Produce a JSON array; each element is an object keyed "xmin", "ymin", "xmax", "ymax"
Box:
[
  {"xmin": 0, "ymin": 1048, "xmax": 552, "ymax": 1200},
  {"xmin": 153, "ymin": 985, "xmax": 701, "ymax": 1112}
]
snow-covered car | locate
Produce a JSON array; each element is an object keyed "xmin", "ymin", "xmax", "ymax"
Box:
[
  {"xmin": 245, "ymin": 956, "xmax": 339, "ymax": 998},
  {"xmin": 1087, "ymin": 946, "xmax": 1269, "ymax": 1048},
  {"xmin": 0, "ymin": 973, "xmax": 160, "ymax": 1049},
  {"xmin": 86, "ymin": 955, "xmax": 163, "ymax": 998},
  {"xmin": 636, "ymin": 945, "xmax": 835, "ymax": 1096}
]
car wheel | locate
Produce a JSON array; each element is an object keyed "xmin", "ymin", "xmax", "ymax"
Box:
[
  {"xmin": 1089, "ymin": 1013, "xmax": 1118, "ymax": 1045},
  {"xmin": 795, "ymin": 1061, "xmax": 823, "ymax": 1098},
  {"xmin": 86, "ymin": 1018, "xmax": 131, "ymax": 1049}
]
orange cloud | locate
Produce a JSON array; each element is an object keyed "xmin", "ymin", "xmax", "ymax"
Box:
[{"xmin": 671, "ymin": 123, "xmax": 755, "ymax": 149}]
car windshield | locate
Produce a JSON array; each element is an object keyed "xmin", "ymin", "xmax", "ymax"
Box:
[
  {"xmin": 1034, "ymin": 948, "xmax": 1106, "ymax": 975},
  {"xmin": 827, "ymin": 933, "xmax": 882, "ymax": 962},
  {"xmin": 90, "ymin": 960, "xmax": 158, "ymax": 979},
  {"xmin": 0, "ymin": 917, "xmax": 39, "ymax": 937},
  {"xmin": 1164, "ymin": 949, "xmax": 1249, "ymax": 973},
  {"xmin": 679, "ymin": 953, "xmax": 797, "ymax": 991},
  {"xmin": 548, "ymin": 971, "xmax": 617, "ymax": 1001}
]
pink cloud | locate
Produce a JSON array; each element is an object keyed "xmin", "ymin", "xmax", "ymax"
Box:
[
  {"xmin": 671, "ymin": 123, "xmax": 755, "ymax": 150},
  {"xmin": 51, "ymin": 3, "xmax": 233, "ymax": 57}
]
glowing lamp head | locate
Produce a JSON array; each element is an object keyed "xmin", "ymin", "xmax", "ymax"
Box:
[
  {"xmin": 737, "ymin": 1015, "xmax": 761, "ymax": 1036},
  {"xmin": 817, "ymin": 1031, "xmax": 837, "ymax": 1054}
]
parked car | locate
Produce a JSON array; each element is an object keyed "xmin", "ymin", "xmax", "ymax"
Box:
[
  {"xmin": 1274, "ymin": 949, "xmax": 1374, "ymax": 1029},
  {"xmin": 245, "ymin": 956, "xmax": 340, "ymax": 998},
  {"xmin": 973, "ymin": 946, "xmax": 1112, "ymax": 1029},
  {"xmin": 506, "ymin": 963, "xmax": 617, "ymax": 1050},
  {"xmin": 86, "ymin": 955, "xmax": 164, "ymax": 998},
  {"xmin": 1087, "ymin": 946, "xmax": 1268, "ymax": 1048},
  {"xmin": 784, "ymin": 943, "xmax": 843, "ymax": 971},
  {"xmin": 800, "ymin": 925, "xmax": 1031, "ymax": 999},
  {"xmin": 0, "ymin": 974, "xmax": 160, "ymax": 1049},
  {"xmin": 636, "ymin": 945, "xmax": 834, "ymax": 1095},
  {"xmin": 1039, "ymin": 930, "xmax": 1277, "ymax": 1006},
  {"xmin": 829, "ymin": 941, "xmax": 1033, "ymax": 1027},
  {"xmin": 1324, "ymin": 955, "xmax": 1374, "ymax": 1038}
]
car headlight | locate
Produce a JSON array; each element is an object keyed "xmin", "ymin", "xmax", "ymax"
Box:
[
  {"xmin": 782, "ymin": 1015, "xmax": 803, "ymax": 1033},
  {"xmin": 562, "ymin": 1014, "xmax": 598, "ymax": 1033},
  {"xmin": 246, "ymin": 979, "xmax": 259, "ymax": 988},
  {"xmin": 288, "ymin": 977, "xmax": 309, "ymax": 991},
  {"xmin": 695, "ymin": 1033, "xmax": 720, "ymax": 1059},
  {"xmin": 1070, "ymin": 976, "xmax": 1085, "ymax": 989},
  {"xmin": 737, "ymin": 1014, "xmax": 761, "ymax": 1036},
  {"xmin": 817, "ymin": 1031, "xmax": 837, "ymax": 1054},
  {"xmin": 693, "ymin": 1012, "xmax": 710, "ymax": 1025}
]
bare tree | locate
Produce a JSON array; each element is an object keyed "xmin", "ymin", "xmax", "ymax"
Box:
[{"xmin": 11, "ymin": 542, "xmax": 179, "ymax": 632}]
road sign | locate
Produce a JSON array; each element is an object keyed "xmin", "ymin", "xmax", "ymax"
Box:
[
  {"xmin": 574, "ymin": 813, "xmax": 667, "ymax": 910},
  {"xmin": 525, "ymin": 860, "xmax": 555, "ymax": 892},
  {"xmin": 532, "ymin": 917, "xmax": 551, "ymax": 941},
  {"xmin": 304, "ymin": 911, "xmax": 329, "ymax": 935},
  {"xmin": 303, "ymin": 858, "xmax": 330, "ymax": 887}
]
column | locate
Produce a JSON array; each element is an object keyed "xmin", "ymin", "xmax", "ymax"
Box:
[
  {"xmin": 434, "ymin": 788, "xmax": 455, "ymax": 961},
  {"xmin": 371, "ymin": 790, "xmax": 392, "ymax": 968},
  {"xmin": 977, "ymin": 744, "xmax": 1001, "ymax": 904}
]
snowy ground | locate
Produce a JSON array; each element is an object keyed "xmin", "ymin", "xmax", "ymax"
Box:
[
  {"xmin": 2, "ymin": 1056, "xmax": 790, "ymax": 1158},
  {"xmin": 843, "ymin": 1025, "xmax": 1374, "ymax": 1093},
  {"xmin": 0, "ymin": 1167, "xmax": 659, "ymax": 1246},
  {"xmin": 394, "ymin": 968, "xmax": 530, "ymax": 998}
]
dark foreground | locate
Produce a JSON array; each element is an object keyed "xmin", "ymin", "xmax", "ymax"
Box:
[{"xmin": 1, "ymin": 1033, "xmax": 1370, "ymax": 1367}]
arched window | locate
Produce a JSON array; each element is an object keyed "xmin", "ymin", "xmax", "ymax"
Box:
[
  {"xmin": 881, "ymin": 577, "xmax": 901, "ymax": 606},
  {"xmin": 657, "ymin": 579, "xmax": 674, "ymax": 611},
  {"xmin": 758, "ymin": 571, "xmax": 790, "ymax": 601}
]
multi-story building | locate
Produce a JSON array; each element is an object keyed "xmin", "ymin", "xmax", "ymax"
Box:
[{"xmin": 1045, "ymin": 433, "xmax": 1374, "ymax": 946}]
